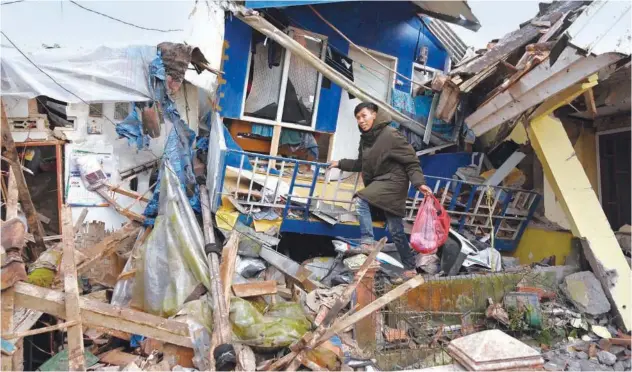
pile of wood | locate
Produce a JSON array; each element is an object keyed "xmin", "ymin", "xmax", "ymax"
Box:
[{"xmin": 1, "ymin": 102, "xmax": 426, "ymax": 371}]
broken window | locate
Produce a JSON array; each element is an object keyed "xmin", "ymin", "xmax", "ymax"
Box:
[
  {"xmin": 114, "ymin": 102, "xmax": 130, "ymax": 120},
  {"xmin": 36, "ymin": 97, "xmax": 76, "ymax": 129},
  {"xmin": 88, "ymin": 103, "xmax": 103, "ymax": 118},
  {"xmin": 244, "ymin": 27, "xmax": 327, "ymax": 128},
  {"xmin": 412, "ymin": 63, "xmax": 440, "ymax": 97}
]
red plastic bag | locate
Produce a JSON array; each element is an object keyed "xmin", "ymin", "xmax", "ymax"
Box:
[{"xmin": 410, "ymin": 194, "xmax": 450, "ymax": 254}]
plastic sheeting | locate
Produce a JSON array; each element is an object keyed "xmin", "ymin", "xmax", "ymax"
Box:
[
  {"xmin": 230, "ymin": 298, "xmax": 312, "ymax": 349},
  {"xmin": 115, "ymin": 104, "xmax": 150, "ymax": 150},
  {"xmin": 132, "ymin": 161, "xmax": 210, "ymax": 317},
  {"xmin": 1, "ymin": 45, "xmax": 156, "ymax": 103},
  {"xmin": 143, "ymin": 51, "xmax": 200, "ymax": 224}
]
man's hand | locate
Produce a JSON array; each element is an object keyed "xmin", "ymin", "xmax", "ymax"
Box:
[
  {"xmin": 328, "ymin": 160, "xmax": 339, "ymax": 169},
  {"xmin": 419, "ymin": 184, "xmax": 432, "ymax": 195}
]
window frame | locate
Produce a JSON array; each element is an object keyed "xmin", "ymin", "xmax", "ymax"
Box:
[
  {"xmin": 410, "ymin": 62, "xmax": 442, "ymax": 95},
  {"xmin": 348, "ymin": 45, "xmax": 398, "ymax": 103},
  {"xmin": 88, "ymin": 103, "xmax": 104, "ymax": 118},
  {"xmin": 114, "ymin": 102, "xmax": 131, "ymax": 121},
  {"xmin": 240, "ymin": 26, "xmax": 328, "ymax": 132}
]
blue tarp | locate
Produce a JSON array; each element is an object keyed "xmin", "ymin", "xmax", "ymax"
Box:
[
  {"xmin": 142, "ymin": 51, "xmax": 201, "ymax": 225},
  {"xmin": 115, "ymin": 104, "xmax": 150, "ymax": 150}
]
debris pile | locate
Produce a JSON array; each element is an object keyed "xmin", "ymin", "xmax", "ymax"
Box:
[{"xmin": 2, "ymin": 0, "xmax": 631, "ymax": 370}]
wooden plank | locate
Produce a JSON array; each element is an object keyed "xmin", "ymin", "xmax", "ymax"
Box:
[
  {"xmin": 13, "ymin": 282, "xmax": 193, "ymax": 347},
  {"xmin": 99, "ymin": 347, "xmax": 140, "ymax": 367},
  {"xmin": 73, "ymin": 208, "xmax": 89, "ymax": 233},
  {"xmin": 1, "ymin": 288, "xmax": 15, "ymax": 371},
  {"xmin": 1, "ymin": 100, "xmax": 46, "ymax": 257},
  {"xmin": 75, "ymin": 222, "xmax": 141, "ymax": 275},
  {"xmin": 56, "ymin": 144, "xmax": 63, "ymax": 236},
  {"xmin": 232, "ymin": 280, "xmax": 277, "ymax": 298},
  {"xmin": 3, "ymin": 320, "xmax": 80, "ymax": 339},
  {"xmin": 200, "ymin": 184, "xmax": 233, "ymax": 370},
  {"xmin": 269, "ymin": 125, "xmax": 282, "ymax": 168},
  {"xmin": 13, "ymin": 140, "xmax": 65, "ymax": 147},
  {"xmin": 317, "ymin": 275, "xmax": 425, "ymax": 344},
  {"xmin": 451, "ymin": 1, "xmax": 582, "ymax": 76},
  {"xmin": 106, "ymin": 183, "xmax": 151, "ymax": 203},
  {"xmin": 6, "ymin": 167, "xmax": 18, "ymax": 219},
  {"xmin": 37, "ymin": 212, "xmax": 51, "ymax": 225},
  {"xmin": 285, "ymin": 239, "xmax": 384, "ymax": 371},
  {"xmin": 465, "ymin": 47, "xmax": 622, "ymax": 136},
  {"xmin": 94, "ymin": 188, "xmax": 145, "ymax": 223},
  {"xmin": 61, "ymin": 205, "xmax": 86, "ymax": 371},
  {"xmin": 219, "ymin": 232, "xmax": 240, "ymax": 307}
]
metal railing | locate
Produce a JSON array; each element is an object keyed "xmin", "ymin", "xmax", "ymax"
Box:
[{"xmin": 209, "ymin": 147, "xmax": 540, "ymax": 251}]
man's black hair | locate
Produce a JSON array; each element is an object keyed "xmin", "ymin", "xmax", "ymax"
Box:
[{"xmin": 354, "ymin": 102, "xmax": 378, "ymax": 116}]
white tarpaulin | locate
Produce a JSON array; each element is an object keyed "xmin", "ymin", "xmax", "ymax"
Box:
[{"xmin": 1, "ymin": 45, "xmax": 157, "ymax": 103}]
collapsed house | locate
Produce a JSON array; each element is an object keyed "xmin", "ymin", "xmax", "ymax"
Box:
[{"xmin": 1, "ymin": 0, "xmax": 631, "ymax": 371}]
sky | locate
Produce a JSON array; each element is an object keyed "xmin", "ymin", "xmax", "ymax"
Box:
[
  {"xmin": 449, "ymin": 1, "xmax": 542, "ymax": 50},
  {"xmin": 0, "ymin": 0, "xmax": 543, "ymax": 51},
  {"xmin": 0, "ymin": 1, "xmax": 224, "ymax": 56}
]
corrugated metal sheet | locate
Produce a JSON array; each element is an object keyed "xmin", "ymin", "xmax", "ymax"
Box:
[
  {"xmin": 424, "ymin": 18, "xmax": 469, "ymax": 63},
  {"xmin": 565, "ymin": 0, "xmax": 632, "ymax": 56}
]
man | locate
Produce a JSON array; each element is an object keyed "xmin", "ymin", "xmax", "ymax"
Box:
[{"xmin": 330, "ymin": 102, "xmax": 432, "ymax": 271}]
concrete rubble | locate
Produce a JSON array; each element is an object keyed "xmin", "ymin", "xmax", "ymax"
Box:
[
  {"xmin": 2, "ymin": 0, "xmax": 631, "ymax": 371},
  {"xmin": 562, "ymin": 271, "xmax": 612, "ymax": 316}
]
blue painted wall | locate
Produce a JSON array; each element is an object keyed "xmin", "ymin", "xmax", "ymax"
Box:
[
  {"xmin": 246, "ymin": 0, "xmax": 348, "ymax": 9},
  {"xmin": 219, "ymin": 1, "xmax": 450, "ymax": 132},
  {"xmin": 218, "ymin": 17, "xmax": 251, "ymax": 119}
]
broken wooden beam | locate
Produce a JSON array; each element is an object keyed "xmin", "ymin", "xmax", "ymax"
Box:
[
  {"xmin": 94, "ymin": 188, "xmax": 146, "ymax": 223},
  {"xmin": 2, "ymin": 320, "xmax": 80, "ymax": 339},
  {"xmin": 1, "ymin": 100, "xmax": 46, "ymax": 257},
  {"xmin": 318, "ymin": 275, "xmax": 425, "ymax": 345},
  {"xmin": 231, "ymin": 280, "xmax": 277, "ymax": 298},
  {"xmin": 200, "ymin": 184, "xmax": 234, "ymax": 371},
  {"xmin": 219, "ymin": 232, "xmax": 240, "ymax": 308},
  {"xmin": 74, "ymin": 208, "xmax": 89, "ymax": 233},
  {"xmin": 285, "ymin": 239, "xmax": 385, "ymax": 371},
  {"xmin": 99, "ymin": 347, "xmax": 140, "ymax": 367},
  {"xmin": 75, "ymin": 222, "xmax": 141, "ymax": 275},
  {"xmin": 1, "ymin": 288, "xmax": 15, "ymax": 370},
  {"xmin": 13, "ymin": 282, "xmax": 193, "ymax": 348},
  {"xmin": 106, "ymin": 183, "xmax": 151, "ymax": 203},
  {"xmin": 61, "ymin": 205, "xmax": 86, "ymax": 371}
]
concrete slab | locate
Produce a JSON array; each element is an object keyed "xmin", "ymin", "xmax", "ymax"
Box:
[
  {"xmin": 562, "ymin": 271, "xmax": 611, "ymax": 316},
  {"xmin": 447, "ymin": 329, "xmax": 544, "ymax": 371}
]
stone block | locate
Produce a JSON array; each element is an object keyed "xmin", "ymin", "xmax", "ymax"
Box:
[{"xmin": 562, "ymin": 271, "xmax": 611, "ymax": 316}]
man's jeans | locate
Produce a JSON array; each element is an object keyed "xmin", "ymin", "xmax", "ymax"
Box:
[{"xmin": 355, "ymin": 197, "xmax": 417, "ymax": 270}]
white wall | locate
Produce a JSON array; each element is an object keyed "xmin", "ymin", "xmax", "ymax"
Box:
[
  {"xmin": 329, "ymin": 47, "xmax": 396, "ymax": 179},
  {"xmin": 8, "ymin": 85, "xmax": 199, "ymax": 230}
]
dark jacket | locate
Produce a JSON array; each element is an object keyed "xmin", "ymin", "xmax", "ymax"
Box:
[{"xmin": 338, "ymin": 114, "xmax": 425, "ymax": 217}]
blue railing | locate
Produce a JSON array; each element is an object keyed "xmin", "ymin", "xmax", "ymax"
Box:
[{"xmin": 209, "ymin": 148, "xmax": 540, "ymax": 251}]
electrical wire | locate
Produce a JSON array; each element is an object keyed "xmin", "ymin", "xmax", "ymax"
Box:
[
  {"xmin": 261, "ymin": 10, "xmax": 404, "ymax": 98},
  {"xmin": 308, "ymin": 5, "xmax": 429, "ymax": 90},
  {"xmin": 0, "ymin": 0, "xmax": 24, "ymax": 5},
  {"xmin": 1, "ymin": 31, "xmax": 165, "ymax": 162},
  {"xmin": 68, "ymin": 1, "xmax": 184, "ymax": 33}
]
